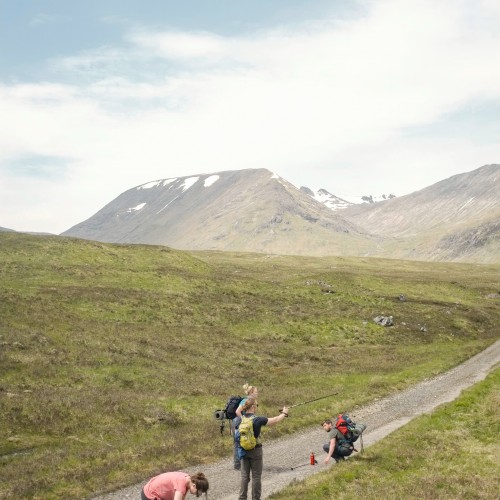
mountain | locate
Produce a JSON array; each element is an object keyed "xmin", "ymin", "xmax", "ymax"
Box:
[
  {"xmin": 61, "ymin": 169, "xmax": 378, "ymax": 256},
  {"xmin": 61, "ymin": 164, "xmax": 500, "ymax": 263},
  {"xmin": 341, "ymin": 164, "xmax": 500, "ymax": 262}
]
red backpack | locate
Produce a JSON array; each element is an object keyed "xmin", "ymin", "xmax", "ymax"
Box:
[{"xmin": 335, "ymin": 414, "xmax": 355, "ymax": 440}]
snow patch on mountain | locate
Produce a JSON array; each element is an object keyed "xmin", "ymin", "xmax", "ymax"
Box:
[
  {"xmin": 301, "ymin": 186, "xmax": 396, "ymax": 211},
  {"xmin": 157, "ymin": 197, "xmax": 179, "ymax": 214},
  {"xmin": 300, "ymin": 187, "xmax": 353, "ymax": 210},
  {"xmin": 138, "ymin": 180, "xmax": 163, "ymax": 189},
  {"xmin": 204, "ymin": 175, "xmax": 219, "ymax": 187},
  {"xmin": 138, "ymin": 178, "xmax": 177, "ymax": 190},
  {"xmin": 138, "ymin": 174, "xmax": 219, "ymax": 193},
  {"xmin": 127, "ymin": 203, "xmax": 146, "ymax": 212},
  {"xmin": 181, "ymin": 177, "xmax": 199, "ymax": 192}
]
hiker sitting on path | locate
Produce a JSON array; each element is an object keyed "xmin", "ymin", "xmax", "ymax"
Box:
[
  {"xmin": 233, "ymin": 384, "xmax": 259, "ymax": 470},
  {"xmin": 234, "ymin": 397, "xmax": 289, "ymax": 500},
  {"xmin": 322, "ymin": 419, "xmax": 348, "ymax": 464},
  {"xmin": 141, "ymin": 471, "xmax": 209, "ymax": 500}
]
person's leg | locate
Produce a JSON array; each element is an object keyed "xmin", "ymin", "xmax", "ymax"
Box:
[
  {"xmin": 334, "ymin": 444, "xmax": 352, "ymax": 462},
  {"xmin": 232, "ymin": 420, "xmax": 241, "ymax": 470},
  {"xmin": 250, "ymin": 447, "xmax": 264, "ymax": 500},
  {"xmin": 238, "ymin": 456, "xmax": 251, "ymax": 500}
]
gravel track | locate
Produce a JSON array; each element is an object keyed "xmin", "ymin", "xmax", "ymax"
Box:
[{"xmin": 93, "ymin": 340, "xmax": 500, "ymax": 500}]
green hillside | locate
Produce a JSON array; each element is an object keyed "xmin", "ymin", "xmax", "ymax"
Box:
[{"xmin": 1, "ymin": 232, "xmax": 498, "ymax": 498}]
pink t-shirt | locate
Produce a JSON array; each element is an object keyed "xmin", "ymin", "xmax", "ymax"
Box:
[{"xmin": 143, "ymin": 471, "xmax": 190, "ymax": 500}]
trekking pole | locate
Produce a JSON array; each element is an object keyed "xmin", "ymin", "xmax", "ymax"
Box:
[
  {"xmin": 291, "ymin": 460, "xmax": 318, "ymax": 470},
  {"xmin": 279, "ymin": 392, "xmax": 338, "ymax": 413},
  {"xmin": 290, "ymin": 462, "xmax": 309, "ymax": 470}
]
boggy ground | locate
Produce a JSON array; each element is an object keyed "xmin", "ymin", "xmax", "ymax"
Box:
[{"xmin": 92, "ymin": 339, "xmax": 500, "ymax": 500}]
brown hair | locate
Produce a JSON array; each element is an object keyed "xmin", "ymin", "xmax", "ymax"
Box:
[
  {"xmin": 242, "ymin": 397, "xmax": 257, "ymax": 413},
  {"xmin": 191, "ymin": 472, "xmax": 209, "ymax": 497},
  {"xmin": 322, "ymin": 419, "xmax": 333, "ymax": 426}
]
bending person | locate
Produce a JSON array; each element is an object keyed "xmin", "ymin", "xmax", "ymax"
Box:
[{"xmin": 141, "ymin": 471, "xmax": 208, "ymax": 500}]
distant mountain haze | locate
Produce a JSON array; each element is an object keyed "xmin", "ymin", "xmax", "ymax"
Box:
[{"xmin": 60, "ymin": 164, "xmax": 500, "ymax": 263}]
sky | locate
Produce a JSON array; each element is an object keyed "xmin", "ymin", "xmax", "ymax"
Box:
[{"xmin": 1, "ymin": 0, "xmax": 499, "ymax": 234}]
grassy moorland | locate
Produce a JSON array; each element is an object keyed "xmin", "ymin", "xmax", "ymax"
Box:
[
  {"xmin": 0, "ymin": 232, "xmax": 498, "ymax": 499},
  {"xmin": 269, "ymin": 368, "xmax": 499, "ymax": 500}
]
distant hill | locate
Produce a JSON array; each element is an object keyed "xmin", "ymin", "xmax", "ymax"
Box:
[
  {"xmin": 61, "ymin": 164, "xmax": 500, "ymax": 263},
  {"xmin": 0, "ymin": 227, "xmax": 55, "ymax": 236}
]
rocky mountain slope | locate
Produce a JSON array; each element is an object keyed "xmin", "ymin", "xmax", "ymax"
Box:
[
  {"xmin": 61, "ymin": 164, "xmax": 500, "ymax": 263},
  {"xmin": 341, "ymin": 164, "xmax": 500, "ymax": 262}
]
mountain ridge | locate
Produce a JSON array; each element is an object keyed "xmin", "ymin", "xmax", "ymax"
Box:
[{"xmin": 60, "ymin": 164, "xmax": 500, "ymax": 263}]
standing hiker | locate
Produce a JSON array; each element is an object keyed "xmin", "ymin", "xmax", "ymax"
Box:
[
  {"xmin": 233, "ymin": 384, "xmax": 259, "ymax": 470},
  {"xmin": 234, "ymin": 397, "xmax": 289, "ymax": 500},
  {"xmin": 141, "ymin": 471, "xmax": 209, "ymax": 500}
]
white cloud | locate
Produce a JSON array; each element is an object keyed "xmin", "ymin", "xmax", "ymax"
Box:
[
  {"xmin": 130, "ymin": 30, "xmax": 228, "ymax": 61},
  {"xmin": 1, "ymin": 0, "xmax": 499, "ymax": 233}
]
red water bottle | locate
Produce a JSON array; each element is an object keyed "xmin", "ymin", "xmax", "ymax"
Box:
[{"xmin": 310, "ymin": 451, "xmax": 315, "ymax": 465}]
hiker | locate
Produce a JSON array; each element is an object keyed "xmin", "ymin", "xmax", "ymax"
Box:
[
  {"xmin": 236, "ymin": 384, "xmax": 259, "ymax": 418},
  {"xmin": 234, "ymin": 397, "xmax": 289, "ymax": 500},
  {"xmin": 141, "ymin": 471, "xmax": 208, "ymax": 500},
  {"xmin": 322, "ymin": 416, "xmax": 366, "ymax": 464},
  {"xmin": 233, "ymin": 384, "xmax": 259, "ymax": 470}
]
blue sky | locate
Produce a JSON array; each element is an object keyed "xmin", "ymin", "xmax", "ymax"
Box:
[{"xmin": 1, "ymin": 0, "xmax": 499, "ymax": 233}]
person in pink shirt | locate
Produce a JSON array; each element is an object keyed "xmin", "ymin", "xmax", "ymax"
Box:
[{"xmin": 141, "ymin": 471, "xmax": 208, "ymax": 500}]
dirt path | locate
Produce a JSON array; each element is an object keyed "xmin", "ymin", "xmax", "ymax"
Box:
[{"xmin": 93, "ymin": 340, "xmax": 500, "ymax": 500}]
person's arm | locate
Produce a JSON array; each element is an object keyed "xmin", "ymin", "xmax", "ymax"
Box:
[
  {"xmin": 235, "ymin": 398, "xmax": 246, "ymax": 418},
  {"xmin": 174, "ymin": 490, "xmax": 184, "ymax": 500},
  {"xmin": 324, "ymin": 436, "xmax": 336, "ymax": 464},
  {"xmin": 266, "ymin": 406, "xmax": 289, "ymax": 426}
]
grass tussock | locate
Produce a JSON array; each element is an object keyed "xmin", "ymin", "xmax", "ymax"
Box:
[
  {"xmin": 0, "ymin": 233, "xmax": 498, "ymax": 499},
  {"xmin": 269, "ymin": 369, "xmax": 500, "ymax": 500}
]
